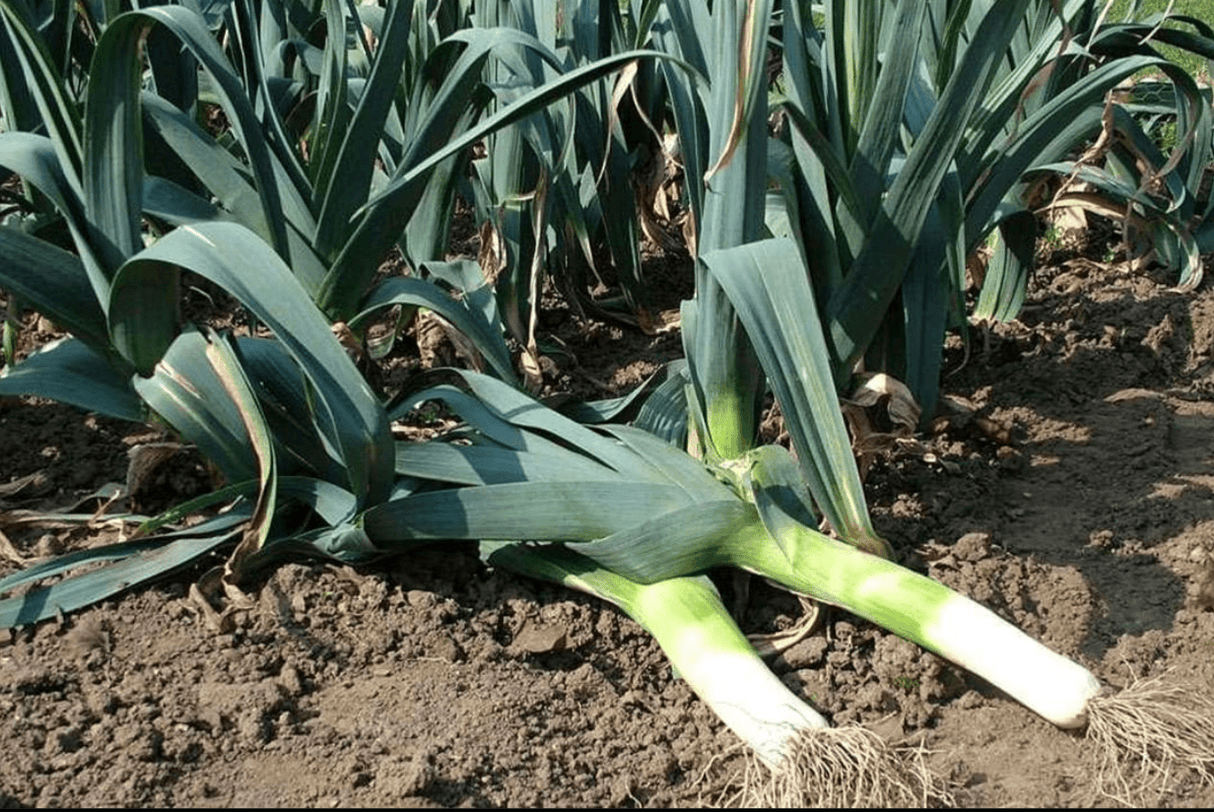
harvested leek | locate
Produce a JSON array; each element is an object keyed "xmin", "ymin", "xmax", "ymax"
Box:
[
  {"xmin": 575, "ymin": 444, "xmax": 1214, "ymax": 802},
  {"xmin": 374, "ymin": 373, "xmax": 1214, "ymax": 804},
  {"xmin": 756, "ymin": 521, "xmax": 1214, "ymax": 803},
  {"xmin": 485, "ymin": 542, "xmax": 945, "ymax": 807}
]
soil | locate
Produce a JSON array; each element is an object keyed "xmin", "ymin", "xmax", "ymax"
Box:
[{"xmin": 3, "ymin": 228, "xmax": 1214, "ymax": 808}]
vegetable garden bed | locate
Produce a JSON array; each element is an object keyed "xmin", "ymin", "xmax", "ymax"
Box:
[
  {"xmin": 3, "ymin": 0, "xmax": 1214, "ymax": 806},
  {"xmin": 2, "ymin": 222, "xmax": 1214, "ymax": 807}
]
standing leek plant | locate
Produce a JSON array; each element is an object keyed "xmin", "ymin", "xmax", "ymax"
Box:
[
  {"xmin": 0, "ymin": 0, "xmax": 106, "ymax": 363},
  {"xmin": 766, "ymin": 0, "xmax": 1198, "ymax": 419},
  {"xmin": 141, "ymin": 0, "xmax": 656, "ymax": 377},
  {"xmin": 464, "ymin": 0, "xmax": 660, "ymax": 383},
  {"xmin": 974, "ymin": 3, "xmax": 1214, "ymax": 320},
  {"xmin": 1023, "ymin": 20, "xmax": 1214, "ymax": 290},
  {"xmin": 76, "ymin": 0, "xmax": 662, "ymax": 380},
  {"xmin": 0, "ymin": 0, "xmax": 661, "ymax": 621}
]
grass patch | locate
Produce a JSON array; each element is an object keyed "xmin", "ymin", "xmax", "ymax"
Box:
[{"xmin": 1105, "ymin": 0, "xmax": 1214, "ymax": 81}]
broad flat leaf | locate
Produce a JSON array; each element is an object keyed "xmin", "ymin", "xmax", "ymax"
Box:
[
  {"xmin": 393, "ymin": 430, "xmax": 628, "ymax": 486},
  {"xmin": 0, "ymin": 221, "xmax": 109, "ymax": 352},
  {"xmin": 352, "ymin": 275, "xmax": 516, "ymax": 384},
  {"xmin": 0, "ymin": 512, "xmax": 248, "ymax": 629},
  {"xmin": 964, "ymin": 54, "xmax": 1159, "ymax": 242},
  {"xmin": 0, "ymin": 2, "xmax": 43, "ymax": 133},
  {"xmin": 599, "ymin": 424, "xmax": 734, "ymax": 503},
  {"xmin": 82, "ymin": 11, "xmax": 147, "ymax": 270},
  {"xmin": 123, "ymin": 222, "xmax": 393, "ymax": 505},
  {"xmin": 143, "ymin": 176, "xmax": 228, "ymax": 224},
  {"xmin": 449, "ymin": 370, "xmax": 658, "ymax": 476},
  {"xmin": 559, "ymin": 363, "xmax": 683, "ymax": 426},
  {"xmin": 825, "ymin": 0, "xmax": 1036, "ymax": 374},
  {"xmin": 306, "ymin": 0, "xmax": 357, "ymax": 224},
  {"xmin": 846, "ymin": 0, "xmax": 927, "ymax": 231},
  {"xmin": 107, "ymin": 252, "xmax": 180, "ymax": 376},
  {"xmin": 233, "ymin": 337, "xmax": 345, "ymax": 483},
  {"xmin": 0, "ymin": 2, "xmax": 84, "ymax": 191},
  {"xmin": 974, "ymin": 210, "xmax": 1036, "ymax": 323},
  {"xmin": 134, "ymin": 327, "xmax": 260, "ymax": 484},
  {"xmin": 0, "ymin": 131, "xmax": 109, "ymax": 304},
  {"xmin": 701, "ymin": 238, "xmax": 886, "ymax": 554},
  {"xmin": 312, "ymin": 0, "xmax": 413, "ymax": 260},
  {"xmin": 0, "ymin": 337, "xmax": 142, "ymax": 421},
  {"xmin": 567, "ymin": 499, "xmax": 762, "ymax": 583},
  {"xmin": 201, "ymin": 325, "xmax": 279, "ymax": 586},
  {"xmin": 631, "ymin": 360, "xmax": 690, "ymax": 447},
  {"xmin": 277, "ymin": 476, "xmax": 358, "ymax": 525},
  {"xmin": 362, "ymin": 480, "xmax": 695, "ymax": 545},
  {"xmin": 89, "ymin": 4, "xmax": 296, "ymax": 264},
  {"xmin": 141, "ymin": 93, "xmax": 274, "ymax": 242}
]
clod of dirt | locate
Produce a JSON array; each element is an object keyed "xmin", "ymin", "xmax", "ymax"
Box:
[
  {"xmin": 508, "ymin": 619, "xmax": 568, "ymax": 655},
  {"xmin": 953, "ymin": 532, "xmax": 992, "ymax": 562},
  {"xmin": 1191, "ymin": 556, "xmax": 1214, "ymax": 611}
]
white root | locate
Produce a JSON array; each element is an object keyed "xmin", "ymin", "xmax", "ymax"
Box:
[
  {"xmin": 1084, "ymin": 673, "xmax": 1214, "ymax": 805},
  {"xmin": 718, "ymin": 728, "xmax": 954, "ymax": 808}
]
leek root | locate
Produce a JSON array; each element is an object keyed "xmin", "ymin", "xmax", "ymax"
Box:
[
  {"xmin": 736, "ymin": 726, "xmax": 950, "ymax": 808},
  {"xmin": 1084, "ymin": 672, "xmax": 1214, "ymax": 804}
]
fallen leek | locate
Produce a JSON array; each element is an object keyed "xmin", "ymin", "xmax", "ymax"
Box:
[
  {"xmin": 485, "ymin": 541, "xmax": 945, "ymax": 808},
  {"xmin": 562, "ymin": 443, "xmax": 1214, "ymax": 804},
  {"xmin": 372, "ymin": 373, "xmax": 1214, "ymax": 805},
  {"xmin": 747, "ymin": 509, "xmax": 1214, "ymax": 804}
]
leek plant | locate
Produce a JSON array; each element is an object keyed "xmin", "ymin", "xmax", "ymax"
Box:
[
  {"xmin": 526, "ymin": 0, "xmax": 932, "ymax": 794},
  {"xmin": 368, "ymin": 367, "xmax": 948, "ymax": 806},
  {"xmin": 0, "ymin": 0, "xmax": 671, "ymax": 408},
  {"xmin": 0, "ymin": 0, "xmax": 663, "ymax": 617},
  {"xmin": 375, "ymin": 0, "xmax": 1214, "ymax": 798},
  {"xmin": 489, "ymin": 547, "xmax": 944, "ymax": 808},
  {"xmin": 1028, "ymin": 71, "xmax": 1214, "ymax": 289},
  {"xmin": 464, "ymin": 0, "xmax": 660, "ymax": 360},
  {"xmin": 763, "ymin": 0, "xmax": 1213, "ymax": 415},
  {"xmin": 975, "ymin": 7, "xmax": 1214, "ymax": 324},
  {"xmin": 369, "ymin": 365, "xmax": 1214, "ymax": 805},
  {"xmin": 4, "ymin": 0, "xmax": 659, "ymax": 384}
]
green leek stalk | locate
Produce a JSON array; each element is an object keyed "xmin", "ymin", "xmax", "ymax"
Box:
[
  {"xmin": 485, "ymin": 542, "xmax": 943, "ymax": 807},
  {"xmin": 735, "ymin": 516, "xmax": 1102, "ymax": 728},
  {"xmin": 681, "ymin": 0, "xmax": 772, "ymax": 464}
]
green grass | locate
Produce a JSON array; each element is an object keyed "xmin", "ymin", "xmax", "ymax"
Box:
[{"xmin": 1106, "ymin": 0, "xmax": 1214, "ymax": 80}]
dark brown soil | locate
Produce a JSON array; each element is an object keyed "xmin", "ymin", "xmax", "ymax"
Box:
[{"xmin": 3, "ymin": 237, "xmax": 1214, "ymax": 807}]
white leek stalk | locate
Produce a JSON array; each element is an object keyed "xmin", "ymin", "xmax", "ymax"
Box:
[
  {"xmin": 486, "ymin": 542, "xmax": 946, "ymax": 807},
  {"xmin": 625, "ymin": 575, "xmax": 946, "ymax": 808},
  {"xmin": 627, "ymin": 574, "xmax": 831, "ymax": 769}
]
